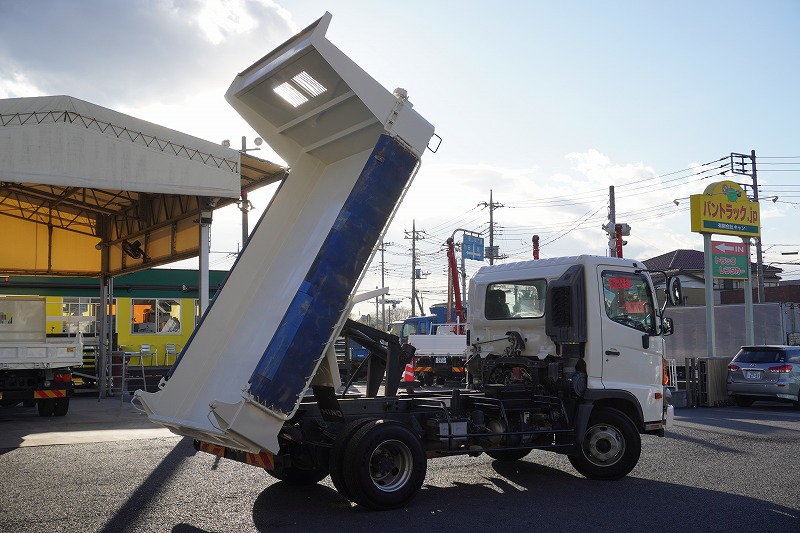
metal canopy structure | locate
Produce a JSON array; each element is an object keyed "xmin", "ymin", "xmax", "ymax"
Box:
[{"xmin": 0, "ymin": 95, "xmax": 286, "ymax": 277}]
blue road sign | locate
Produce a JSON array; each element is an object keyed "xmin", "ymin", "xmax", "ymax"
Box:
[{"xmin": 462, "ymin": 234, "xmax": 485, "ymax": 261}]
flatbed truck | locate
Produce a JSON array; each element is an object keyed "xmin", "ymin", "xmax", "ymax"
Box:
[{"xmin": 0, "ymin": 296, "xmax": 81, "ymax": 416}]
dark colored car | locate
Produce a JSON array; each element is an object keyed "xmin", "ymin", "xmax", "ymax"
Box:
[{"xmin": 727, "ymin": 345, "xmax": 800, "ymax": 408}]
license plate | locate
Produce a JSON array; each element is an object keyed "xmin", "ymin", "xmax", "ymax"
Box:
[
  {"xmin": 744, "ymin": 370, "xmax": 761, "ymax": 380},
  {"xmin": 435, "ymin": 357, "xmax": 447, "ymax": 364}
]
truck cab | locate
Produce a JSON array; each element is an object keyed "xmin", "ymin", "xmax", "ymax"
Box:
[
  {"xmin": 467, "ymin": 255, "xmax": 674, "ymax": 437},
  {"xmin": 399, "ymin": 315, "xmax": 436, "ymax": 344}
]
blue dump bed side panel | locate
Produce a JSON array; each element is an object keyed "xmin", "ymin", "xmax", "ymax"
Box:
[{"xmin": 248, "ymin": 134, "xmax": 417, "ymax": 413}]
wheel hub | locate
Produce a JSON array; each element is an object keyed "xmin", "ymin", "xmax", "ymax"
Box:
[
  {"xmin": 369, "ymin": 439, "xmax": 412, "ymax": 492},
  {"xmin": 585, "ymin": 424, "xmax": 623, "ymax": 464}
]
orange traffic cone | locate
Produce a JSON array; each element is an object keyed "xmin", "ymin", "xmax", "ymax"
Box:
[{"xmin": 403, "ymin": 361, "xmax": 416, "ymax": 392}]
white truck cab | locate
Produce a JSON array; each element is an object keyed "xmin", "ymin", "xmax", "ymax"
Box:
[{"xmin": 467, "ymin": 255, "xmax": 675, "ymax": 440}]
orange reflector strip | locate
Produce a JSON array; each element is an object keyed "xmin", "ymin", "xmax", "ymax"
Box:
[
  {"xmin": 197, "ymin": 441, "xmax": 225, "ymax": 457},
  {"xmin": 245, "ymin": 450, "xmax": 275, "ymax": 470},
  {"xmin": 655, "ymin": 392, "xmax": 663, "ymax": 400},
  {"xmin": 33, "ymin": 390, "xmax": 66, "ymax": 399},
  {"xmin": 196, "ymin": 441, "xmax": 275, "ymax": 471}
]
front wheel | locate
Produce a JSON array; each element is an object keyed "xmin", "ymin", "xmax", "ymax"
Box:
[
  {"xmin": 568, "ymin": 407, "xmax": 640, "ymax": 480},
  {"xmin": 342, "ymin": 420, "xmax": 427, "ymax": 510}
]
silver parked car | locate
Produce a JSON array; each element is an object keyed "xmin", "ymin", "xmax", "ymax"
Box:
[{"xmin": 727, "ymin": 345, "xmax": 800, "ymax": 408}]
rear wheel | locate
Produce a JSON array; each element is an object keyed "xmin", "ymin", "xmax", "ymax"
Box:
[
  {"xmin": 53, "ymin": 397, "xmax": 69, "ymax": 416},
  {"xmin": 734, "ymin": 396, "xmax": 755, "ymax": 407},
  {"xmin": 342, "ymin": 420, "xmax": 426, "ymax": 510},
  {"xmin": 329, "ymin": 418, "xmax": 376, "ymax": 501},
  {"xmin": 37, "ymin": 399, "xmax": 56, "ymax": 417},
  {"xmin": 422, "ymin": 373, "xmax": 434, "ymax": 387},
  {"xmin": 568, "ymin": 407, "xmax": 640, "ymax": 480},
  {"xmin": 435, "ymin": 376, "xmax": 446, "ymax": 386}
]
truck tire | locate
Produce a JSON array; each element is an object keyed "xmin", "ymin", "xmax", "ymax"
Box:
[
  {"xmin": 568, "ymin": 407, "xmax": 640, "ymax": 480},
  {"xmin": 435, "ymin": 376, "xmax": 446, "ymax": 386},
  {"xmin": 422, "ymin": 373, "xmax": 434, "ymax": 387},
  {"xmin": 267, "ymin": 464, "xmax": 328, "ymax": 485},
  {"xmin": 342, "ymin": 420, "xmax": 426, "ymax": 510},
  {"xmin": 486, "ymin": 448, "xmax": 531, "ymax": 462},
  {"xmin": 37, "ymin": 399, "xmax": 56, "ymax": 417},
  {"xmin": 54, "ymin": 397, "xmax": 70, "ymax": 416},
  {"xmin": 329, "ymin": 418, "xmax": 376, "ymax": 502}
]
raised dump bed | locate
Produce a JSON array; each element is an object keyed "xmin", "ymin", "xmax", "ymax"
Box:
[{"xmin": 135, "ymin": 13, "xmax": 435, "ymax": 454}]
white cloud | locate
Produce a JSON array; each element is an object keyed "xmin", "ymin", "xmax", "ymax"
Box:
[{"xmin": 0, "ymin": 72, "xmax": 45, "ymax": 99}]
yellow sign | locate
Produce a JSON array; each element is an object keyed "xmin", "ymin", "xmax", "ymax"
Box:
[{"xmin": 690, "ymin": 180, "xmax": 760, "ymax": 237}]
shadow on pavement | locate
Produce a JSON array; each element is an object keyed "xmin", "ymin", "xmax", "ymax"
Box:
[{"xmin": 249, "ymin": 458, "xmax": 798, "ymax": 532}]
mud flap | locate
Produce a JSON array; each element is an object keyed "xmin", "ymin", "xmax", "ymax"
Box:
[{"xmin": 312, "ymin": 385, "xmax": 345, "ymax": 423}]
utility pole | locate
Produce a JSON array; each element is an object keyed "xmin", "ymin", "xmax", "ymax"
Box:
[
  {"xmin": 602, "ymin": 186, "xmax": 630, "ymax": 257},
  {"xmin": 752, "ymin": 150, "xmax": 765, "ymax": 303},
  {"xmin": 479, "ymin": 190, "xmax": 504, "ymax": 264},
  {"xmin": 608, "ymin": 186, "xmax": 616, "ymax": 257},
  {"xmin": 730, "ymin": 150, "xmax": 764, "ymax": 302},
  {"xmin": 405, "ymin": 220, "xmax": 427, "ymax": 316},
  {"xmin": 377, "ymin": 240, "xmax": 393, "ymax": 328},
  {"xmin": 489, "ymin": 189, "xmax": 495, "ymax": 265},
  {"xmin": 235, "ymin": 136, "xmax": 261, "ymax": 252}
]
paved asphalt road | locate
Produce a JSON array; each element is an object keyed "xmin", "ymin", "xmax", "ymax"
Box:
[{"xmin": 1, "ymin": 394, "xmax": 798, "ymax": 533}]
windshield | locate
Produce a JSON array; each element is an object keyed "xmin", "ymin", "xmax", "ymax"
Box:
[{"xmin": 602, "ymin": 270, "xmax": 656, "ymax": 333}]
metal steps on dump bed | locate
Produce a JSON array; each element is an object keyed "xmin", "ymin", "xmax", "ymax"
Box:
[{"xmin": 135, "ymin": 12, "xmax": 435, "ymax": 455}]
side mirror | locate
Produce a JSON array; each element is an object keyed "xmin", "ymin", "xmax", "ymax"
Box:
[
  {"xmin": 661, "ymin": 316, "xmax": 674, "ymax": 336},
  {"xmin": 666, "ymin": 277, "xmax": 682, "ymax": 307}
]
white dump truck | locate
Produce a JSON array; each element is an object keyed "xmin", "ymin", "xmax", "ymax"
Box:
[
  {"xmin": 0, "ymin": 296, "xmax": 82, "ymax": 416},
  {"xmin": 136, "ymin": 13, "xmax": 679, "ymax": 510}
]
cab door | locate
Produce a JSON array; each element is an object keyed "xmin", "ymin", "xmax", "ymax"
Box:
[{"xmin": 597, "ymin": 267, "xmax": 664, "ymax": 423}]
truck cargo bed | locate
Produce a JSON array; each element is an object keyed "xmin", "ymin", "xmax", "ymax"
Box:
[{"xmin": 135, "ymin": 13, "xmax": 434, "ymax": 454}]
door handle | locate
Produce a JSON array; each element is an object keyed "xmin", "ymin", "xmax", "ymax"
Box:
[{"xmin": 605, "ymin": 349, "xmax": 620, "ymax": 356}]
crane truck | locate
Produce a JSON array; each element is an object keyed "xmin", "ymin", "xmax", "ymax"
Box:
[
  {"xmin": 403, "ymin": 237, "xmax": 469, "ymax": 386},
  {"xmin": 135, "ymin": 12, "xmax": 679, "ymax": 511}
]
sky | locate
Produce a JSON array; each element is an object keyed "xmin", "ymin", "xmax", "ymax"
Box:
[{"xmin": 1, "ymin": 0, "xmax": 799, "ymax": 321}]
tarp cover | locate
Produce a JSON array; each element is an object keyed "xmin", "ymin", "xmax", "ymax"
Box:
[
  {"xmin": 0, "ymin": 95, "xmax": 240, "ymax": 196},
  {"xmin": 0, "ymin": 95, "xmax": 272, "ymax": 276}
]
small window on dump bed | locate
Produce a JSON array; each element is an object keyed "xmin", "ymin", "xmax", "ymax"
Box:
[{"xmin": 485, "ymin": 280, "xmax": 546, "ymax": 320}]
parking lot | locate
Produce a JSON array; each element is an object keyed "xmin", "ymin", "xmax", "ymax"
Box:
[{"xmin": 1, "ymin": 395, "xmax": 798, "ymax": 533}]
